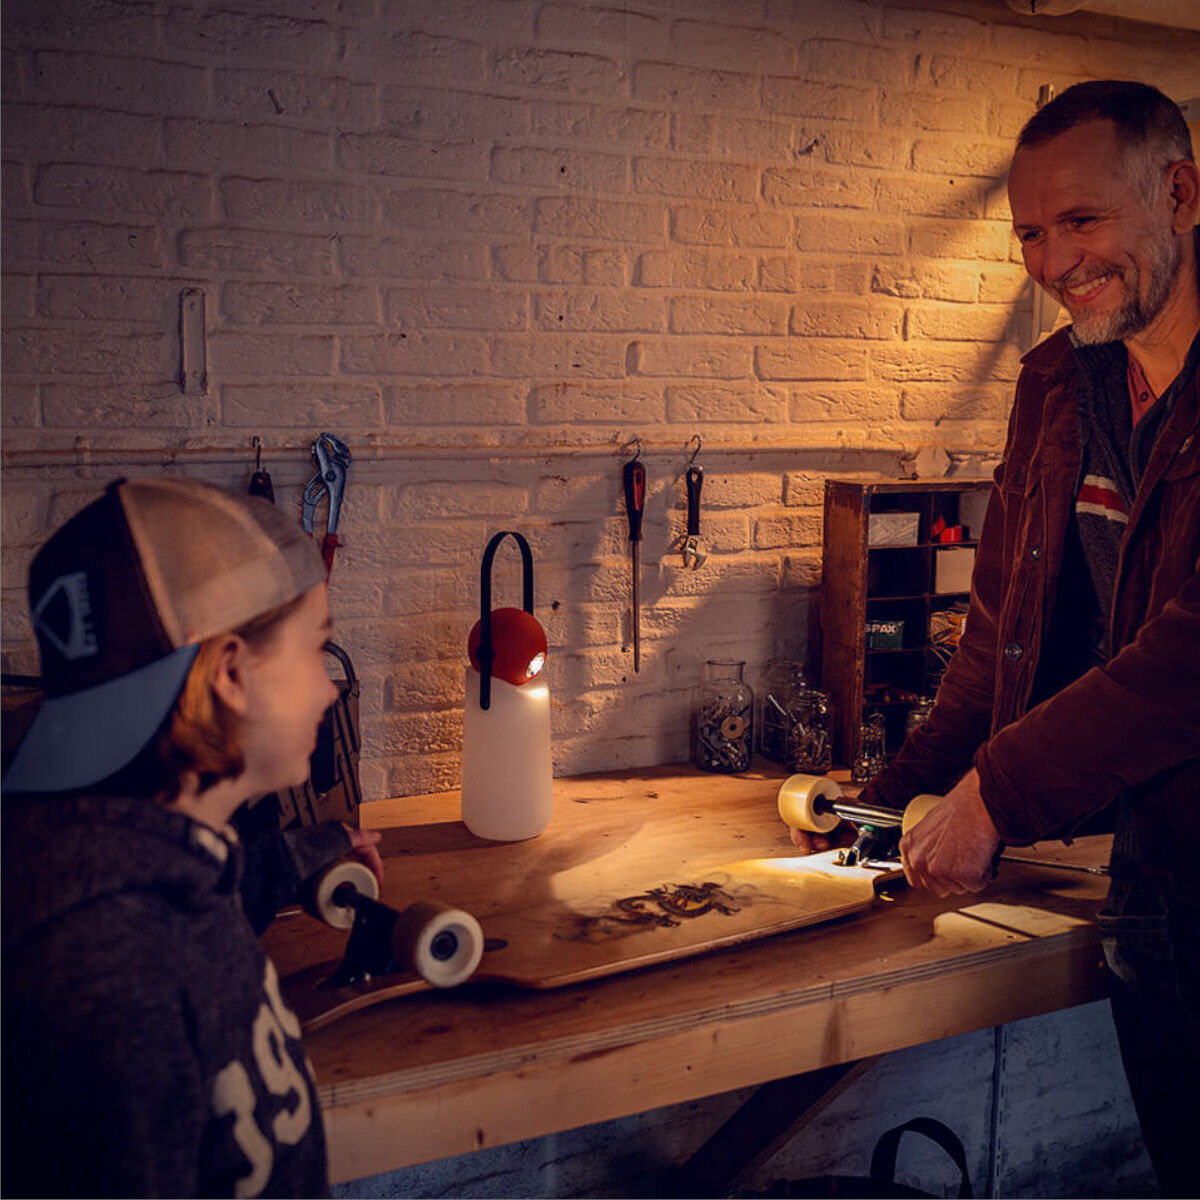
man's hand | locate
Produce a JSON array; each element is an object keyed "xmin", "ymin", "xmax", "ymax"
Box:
[
  {"xmin": 787, "ymin": 822, "xmax": 855, "ymax": 855},
  {"xmin": 898, "ymin": 769, "xmax": 1000, "ymax": 897},
  {"xmin": 342, "ymin": 824, "xmax": 384, "ymax": 888}
]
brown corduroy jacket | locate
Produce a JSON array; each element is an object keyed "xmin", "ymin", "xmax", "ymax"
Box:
[{"xmin": 864, "ymin": 322, "xmax": 1200, "ymax": 877}]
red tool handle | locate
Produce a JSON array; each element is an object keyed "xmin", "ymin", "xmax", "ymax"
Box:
[
  {"xmin": 623, "ymin": 458, "xmax": 646, "ymax": 542},
  {"xmin": 321, "ymin": 532, "xmax": 341, "ymax": 579}
]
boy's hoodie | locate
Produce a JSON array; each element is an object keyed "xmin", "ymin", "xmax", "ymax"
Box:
[{"xmin": 2, "ymin": 792, "xmax": 348, "ymax": 1198}]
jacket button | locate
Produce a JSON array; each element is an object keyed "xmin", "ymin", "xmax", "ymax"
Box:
[
  {"xmin": 1031, "ymin": 546, "xmax": 1041, "ymax": 560},
  {"xmin": 1004, "ymin": 641, "xmax": 1023, "ymax": 661}
]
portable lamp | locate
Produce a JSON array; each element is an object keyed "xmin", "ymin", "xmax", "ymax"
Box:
[{"xmin": 460, "ymin": 531, "xmax": 553, "ymax": 841}]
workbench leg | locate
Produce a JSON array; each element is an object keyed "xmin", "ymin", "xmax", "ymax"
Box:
[{"xmin": 667, "ymin": 1057, "xmax": 878, "ymax": 1198}]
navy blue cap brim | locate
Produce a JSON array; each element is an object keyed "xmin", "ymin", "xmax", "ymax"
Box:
[{"xmin": 2, "ymin": 644, "xmax": 201, "ymax": 794}]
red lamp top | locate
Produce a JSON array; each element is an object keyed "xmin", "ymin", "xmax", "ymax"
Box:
[{"xmin": 468, "ymin": 607, "xmax": 547, "ymax": 686}]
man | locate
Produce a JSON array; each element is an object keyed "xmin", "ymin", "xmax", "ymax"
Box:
[{"xmin": 857, "ymin": 81, "xmax": 1199, "ymax": 1194}]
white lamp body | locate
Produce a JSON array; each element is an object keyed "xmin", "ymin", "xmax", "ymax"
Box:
[{"xmin": 461, "ymin": 667, "xmax": 553, "ymax": 841}]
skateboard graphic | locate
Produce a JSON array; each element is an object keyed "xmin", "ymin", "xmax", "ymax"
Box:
[{"xmin": 281, "ymin": 775, "xmax": 1105, "ymax": 1033}]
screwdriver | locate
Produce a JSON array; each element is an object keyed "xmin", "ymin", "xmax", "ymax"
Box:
[{"xmin": 622, "ymin": 454, "xmax": 646, "ymax": 672}]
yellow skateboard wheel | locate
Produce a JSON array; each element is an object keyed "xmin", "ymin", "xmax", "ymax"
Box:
[
  {"xmin": 901, "ymin": 793, "xmax": 943, "ymax": 836},
  {"xmin": 304, "ymin": 860, "xmax": 379, "ymax": 930},
  {"xmin": 777, "ymin": 774, "xmax": 843, "ymax": 834},
  {"xmin": 392, "ymin": 901, "xmax": 484, "ymax": 988}
]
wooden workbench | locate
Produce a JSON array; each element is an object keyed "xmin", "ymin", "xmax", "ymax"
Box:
[{"xmin": 262, "ymin": 765, "xmax": 1112, "ymax": 1186}]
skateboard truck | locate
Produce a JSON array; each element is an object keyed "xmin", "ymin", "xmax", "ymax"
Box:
[
  {"xmin": 302, "ymin": 861, "xmax": 484, "ymax": 989},
  {"xmin": 778, "ymin": 776, "xmax": 1109, "ymax": 878}
]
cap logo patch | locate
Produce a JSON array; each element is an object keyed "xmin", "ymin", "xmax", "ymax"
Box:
[{"xmin": 32, "ymin": 571, "xmax": 99, "ymax": 662}]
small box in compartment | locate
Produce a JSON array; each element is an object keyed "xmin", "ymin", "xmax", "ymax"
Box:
[
  {"xmin": 934, "ymin": 547, "xmax": 976, "ymax": 594},
  {"xmin": 865, "ymin": 618, "xmax": 905, "ymax": 650},
  {"xmin": 868, "ymin": 511, "xmax": 921, "ymax": 547}
]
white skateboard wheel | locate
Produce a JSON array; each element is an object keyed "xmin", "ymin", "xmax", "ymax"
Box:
[
  {"xmin": 901, "ymin": 793, "xmax": 944, "ymax": 836},
  {"xmin": 305, "ymin": 860, "xmax": 379, "ymax": 930},
  {"xmin": 777, "ymin": 774, "xmax": 842, "ymax": 834},
  {"xmin": 392, "ymin": 901, "xmax": 484, "ymax": 989}
]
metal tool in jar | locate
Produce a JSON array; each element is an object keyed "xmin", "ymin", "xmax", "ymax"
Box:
[
  {"xmin": 302, "ymin": 432, "xmax": 351, "ymax": 578},
  {"xmin": 622, "ymin": 444, "xmax": 646, "ymax": 672}
]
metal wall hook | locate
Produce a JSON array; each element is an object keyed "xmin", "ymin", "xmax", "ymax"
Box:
[
  {"xmin": 252, "ymin": 435, "xmax": 263, "ymax": 471},
  {"xmin": 625, "ymin": 436, "xmax": 642, "ymax": 462},
  {"xmin": 687, "ymin": 434, "xmax": 702, "ymax": 466}
]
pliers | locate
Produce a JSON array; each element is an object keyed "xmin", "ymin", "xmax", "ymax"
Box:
[{"xmin": 301, "ymin": 432, "xmax": 351, "ymax": 578}]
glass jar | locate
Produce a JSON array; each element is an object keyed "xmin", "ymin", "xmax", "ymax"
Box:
[
  {"xmin": 905, "ymin": 695, "xmax": 935, "ymax": 737},
  {"xmin": 789, "ymin": 685, "xmax": 832, "ymax": 774},
  {"xmin": 758, "ymin": 659, "xmax": 809, "ymax": 763},
  {"xmin": 850, "ymin": 711, "xmax": 888, "ymax": 784},
  {"xmin": 695, "ymin": 659, "xmax": 754, "ymax": 773}
]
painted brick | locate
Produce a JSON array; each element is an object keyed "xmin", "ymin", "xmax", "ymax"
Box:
[
  {"xmin": 4, "ymin": 0, "xmax": 157, "ymax": 52},
  {"xmin": 535, "ymin": 3, "xmax": 668, "ymax": 50},
  {"xmin": 901, "ymin": 383, "xmax": 1014, "ymax": 423},
  {"xmin": 209, "ymin": 331, "xmax": 335, "ymax": 377},
  {"xmin": 42, "ymin": 381, "xmax": 220, "ymax": 429},
  {"xmin": 2, "ymin": 273, "xmax": 34, "ymax": 321},
  {"xmin": 670, "ymin": 19, "xmax": 794, "ymax": 74},
  {"xmin": 490, "ymin": 333, "xmax": 626, "ymax": 379},
  {"xmin": 0, "ymin": 381, "xmax": 38, "ymax": 429},
  {"xmin": 382, "ymin": 568, "xmax": 474, "ymax": 617},
  {"xmin": 341, "ymin": 332, "xmax": 490, "ymax": 377},
  {"xmin": 788, "ymin": 383, "xmax": 900, "ymax": 424},
  {"xmin": 536, "ymin": 196, "xmax": 666, "ymax": 243},
  {"xmin": 386, "ymin": 384, "xmax": 526, "ymax": 426},
  {"xmin": 166, "ymin": 119, "xmax": 334, "ymax": 172},
  {"xmin": 4, "ymin": 103, "xmax": 163, "ymax": 162},
  {"xmin": 383, "ymin": 662, "xmax": 465, "ymax": 713},
  {"xmin": 635, "ymin": 249, "xmax": 755, "ymax": 290},
  {"xmin": 492, "ymin": 46, "xmax": 624, "ymax": 96},
  {"xmin": 1, "ymin": 48, "xmax": 22, "ymax": 101},
  {"xmin": 909, "ymin": 218, "xmax": 1012, "ymax": 262},
  {"xmin": 222, "ymin": 282, "xmax": 379, "ymax": 326},
  {"xmin": 925, "ymin": 52, "xmax": 1020, "ymax": 97},
  {"xmin": 3, "ymin": 160, "xmax": 30, "ymax": 214},
  {"xmin": 34, "ymin": 164, "xmax": 212, "ymax": 221},
  {"xmin": 783, "ymin": 472, "xmax": 826, "ymax": 507},
  {"xmin": 795, "ymin": 213, "xmax": 905, "ymax": 256},
  {"xmin": 533, "ymin": 290, "xmax": 666, "ymax": 334},
  {"xmin": 632, "ymin": 61, "xmax": 758, "ymax": 110},
  {"xmin": 387, "ymin": 481, "xmax": 529, "ymax": 522},
  {"xmin": 671, "ymin": 205, "xmax": 791, "ymax": 249},
  {"xmin": 875, "ymin": 174, "xmax": 984, "ymax": 220},
  {"xmin": 212, "ymin": 67, "xmax": 376, "ymax": 128},
  {"xmin": 178, "ymin": 227, "xmax": 336, "ymax": 276},
  {"xmin": 814, "ymin": 128, "xmax": 910, "ymax": 171},
  {"xmin": 761, "ymin": 76, "xmax": 877, "ymax": 123},
  {"xmin": 528, "ymin": 100, "xmax": 669, "ymax": 149},
  {"xmin": 37, "ymin": 275, "xmax": 177, "ymax": 322},
  {"xmin": 339, "ymin": 235, "xmax": 487, "ymax": 282},
  {"xmin": 164, "ymin": 7, "xmax": 336, "ymax": 68},
  {"xmin": 672, "ymin": 113, "xmax": 794, "ymax": 161},
  {"xmin": 756, "ymin": 340, "xmax": 869, "ymax": 381},
  {"xmin": 669, "ymin": 296, "xmax": 787, "ymax": 336},
  {"xmin": 798, "ymin": 39, "xmax": 914, "ymax": 87},
  {"xmin": 762, "ymin": 165, "xmax": 873, "ymax": 210},
  {"xmin": 790, "ymin": 301, "xmax": 903, "ymax": 340},
  {"xmin": 31, "ymin": 51, "xmax": 208, "ymax": 117},
  {"xmin": 979, "ymin": 265, "xmax": 1029, "ymax": 304},
  {"xmin": 759, "ymin": 257, "xmax": 835, "ymax": 293},
  {"xmin": 666, "ymin": 382, "xmax": 786, "ymax": 423},
  {"xmin": 907, "ymin": 303, "xmax": 1016, "ymax": 343},
  {"xmin": 871, "ymin": 260, "xmax": 979, "ymax": 303},
  {"xmin": 340, "ymin": 134, "xmax": 488, "ymax": 183},
  {"xmin": 385, "ymin": 188, "xmax": 529, "ymax": 234},
  {"xmin": 390, "ymin": 285, "xmax": 528, "ymax": 332},
  {"xmin": 634, "ymin": 156, "xmax": 759, "ymax": 204},
  {"xmin": 491, "ymin": 145, "xmax": 626, "ymax": 192},
  {"xmin": 881, "ymin": 90, "xmax": 988, "ymax": 134},
  {"xmin": 382, "ymin": 85, "xmax": 529, "ymax": 140},
  {"xmin": 529, "ymin": 381, "xmax": 666, "ymax": 425},
  {"xmin": 222, "ymin": 383, "xmax": 384, "ymax": 428},
  {"xmin": 911, "ymin": 135, "xmax": 1010, "ymax": 179},
  {"xmin": 3, "ymin": 326, "xmax": 170, "ymax": 377},
  {"xmin": 344, "ymin": 27, "xmax": 485, "ymax": 84},
  {"xmin": 871, "ymin": 342, "xmax": 1023, "ymax": 384},
  {"xmin": 630, "ymin": 336, "xmax": 752, "ymax": 380},
  {"xmin": 221, "ymin": 177, "xmax": 375, "ymax": 228},
  {"xmin": 753, "ymin": 510, "xmax": 825, "ymax": 550},
  {"xmin": 691, "ymin": 472, "xmax": 781, "ymax": 510},
  {"xmin": 537, "ymin": 245, "xmax": 628, "ymax": 286}
]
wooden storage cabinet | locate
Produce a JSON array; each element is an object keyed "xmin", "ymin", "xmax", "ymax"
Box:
[{"xmin": 821, "ymin": 478, "xmax": 992, "ymax": 768}]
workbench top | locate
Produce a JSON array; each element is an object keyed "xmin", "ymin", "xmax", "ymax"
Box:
[{"xmin": 263, "ymin": 765, "xmax": 1111, "ymax": 1184}]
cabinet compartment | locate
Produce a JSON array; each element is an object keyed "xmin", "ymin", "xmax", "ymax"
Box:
[{"xmin": 820, "ymin": 478, "xmax": 992, "ymax": 767}]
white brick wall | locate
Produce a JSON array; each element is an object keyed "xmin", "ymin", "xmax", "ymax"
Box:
[{"xmin": 3, "ymin": 0, "xmax": 1197, "ymax": 798}]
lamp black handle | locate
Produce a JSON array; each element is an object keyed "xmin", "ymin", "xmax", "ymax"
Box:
[{"xmin": 477, "ymin": 531, "xmax": 534, "ymax": 711}]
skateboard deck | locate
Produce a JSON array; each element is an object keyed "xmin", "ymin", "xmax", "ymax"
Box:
[{"xmin": 281, "ymin": 850, "xmax": 904, "ymax": 1033}]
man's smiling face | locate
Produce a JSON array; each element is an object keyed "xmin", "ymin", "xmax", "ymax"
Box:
[{"xmin": 1008, "ymin": 118, "xmax": 1182, "ymax": 346}]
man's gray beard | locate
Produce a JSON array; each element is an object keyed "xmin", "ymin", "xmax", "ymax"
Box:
[{"xmin": 1069, "ymin": 227, "xmax": 1183, "ymax": 346}]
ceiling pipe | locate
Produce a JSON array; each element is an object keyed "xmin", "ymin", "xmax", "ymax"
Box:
[{"xmin": 1003, "ymin": 0, "xmax": 1200, "ymax": 31}]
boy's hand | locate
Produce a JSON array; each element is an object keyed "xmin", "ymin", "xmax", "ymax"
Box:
[
  {"xmin": 342, "ymin": 824, "xmax": 384, "ymax": 888},
  {"xmin": 787, "ymin": 822, "xmax": 854, "ymax": 855}
]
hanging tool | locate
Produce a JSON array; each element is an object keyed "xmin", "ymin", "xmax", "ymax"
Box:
[
  {"xmin": 302, "ymin": 432, "xmax": 351, "ymax": 578},
  {"xmin": 681, "ymin": 436, "xmax": 706, "ymax": 570},
  {"xmin": 622, "ymin": 442, "xmax": 646, "ymax": 673},
  {"xmin": 248, "ymin": 436, "xmax": 275, "ymax": 503}
]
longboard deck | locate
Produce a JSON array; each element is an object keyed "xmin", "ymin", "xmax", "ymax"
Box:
[{"xmin": 282, "ymin": 851, "xmax": 904, "ymax": 1033}]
